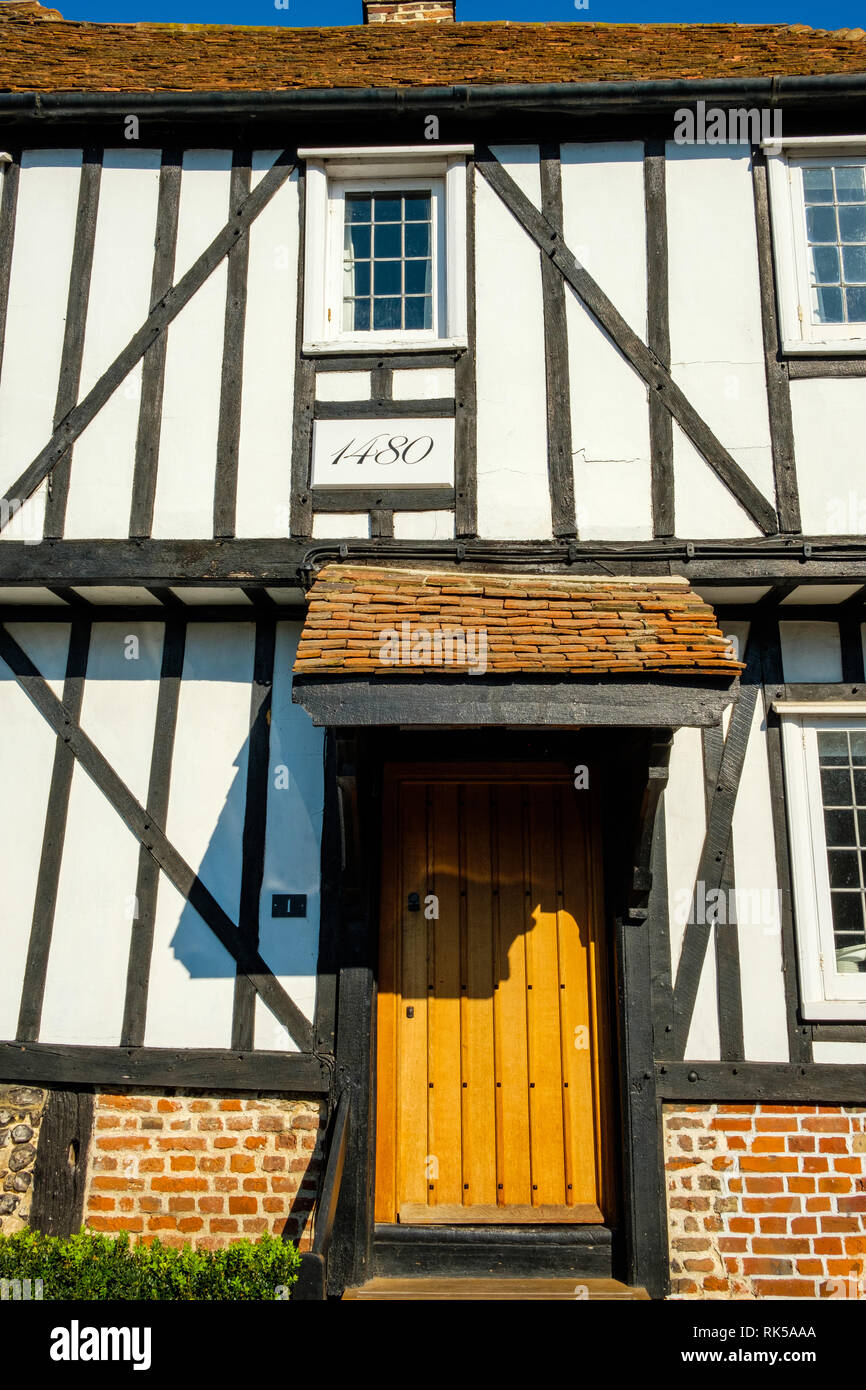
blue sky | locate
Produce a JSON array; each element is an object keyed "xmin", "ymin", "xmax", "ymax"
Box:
[{"xmin": 58, "ymin": 0, "xmax": 866, "ymax": 31}]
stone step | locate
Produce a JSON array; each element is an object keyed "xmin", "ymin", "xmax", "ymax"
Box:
[{"xmin": 342, "ymin": 1277, "xmax": 650, "ymax": 1301}]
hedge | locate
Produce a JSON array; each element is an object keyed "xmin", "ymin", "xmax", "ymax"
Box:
[{"xmin": 0, "ymin": 1229, "xmax": 300, "ymax": 1300}]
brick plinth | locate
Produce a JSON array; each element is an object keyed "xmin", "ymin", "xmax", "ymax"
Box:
[
  {"xmin": 83, "ymin": 1090, "xmax": 326, "ymax": 1251},
  {"xmin": 664, "ymin": 1103, "xmax": 866, "ymax": 1298}
]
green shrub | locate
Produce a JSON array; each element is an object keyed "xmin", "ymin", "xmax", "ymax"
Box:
[{"xmin": 0, "ymin": 1228, "xmax": 300, "ymax": 1300}]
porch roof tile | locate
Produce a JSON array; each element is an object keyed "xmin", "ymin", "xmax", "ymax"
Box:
[{"xmin": 293, "ymin": 564, "xmax": 743, "ymax": 678}]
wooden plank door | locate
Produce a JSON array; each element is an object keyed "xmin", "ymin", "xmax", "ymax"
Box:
[{"xmin": 375, "ymin": 763, "xmax": 615, "ymax": 1226}]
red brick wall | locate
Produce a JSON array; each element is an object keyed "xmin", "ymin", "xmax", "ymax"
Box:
[
  {"xmin": 83, "ymin": 1090, "xmax": 325, "ymax": 1251},
  {"xmin": 664, "ymin": 1103, "xmax": 866, "ymax": 1298}
]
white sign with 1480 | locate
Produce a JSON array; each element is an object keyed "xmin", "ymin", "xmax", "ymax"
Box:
[{"xmin": 311, "ymin": 418, "xmax": 455, "ymax": 489}]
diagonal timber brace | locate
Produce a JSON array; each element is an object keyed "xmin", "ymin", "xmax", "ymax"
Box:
[
  {"xmin": 476, "ymin": 147, "xmax": 779, "ymax": 537},
  {"xmin": 669, "ymin": 630, "xmax": 762, "ymax": 1057},
  {"xmin": 0, "ymin": 150, "xmax": 297, "ymax": 536},
  {"xmin": 0, "ymin": 623, "xmax": 313, "ymax": 1052}
]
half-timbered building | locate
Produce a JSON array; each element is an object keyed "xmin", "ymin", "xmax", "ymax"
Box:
[{"xmin": 1, "ymin": 0, "xmax": 866, "ymax": 1300}]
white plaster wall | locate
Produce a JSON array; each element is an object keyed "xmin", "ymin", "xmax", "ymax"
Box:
[
  {"xmin": 474, "ymin": 149, "xmax": 551, "ymax": 540},
  {"xmin": 393, "ymin": 510, "xmax": 455, "ymax": 539},
  {"xmin": 235, "ymin": 155, "xmax": 299, "ymax": 539},
  {"xmin": 0, "ymin": 624, "xmax": 71, "ymax": 1039},
  {"xmin": 40, "ymin": 623, "xmax": 163, "ymax": 1045},
  {"xmin": 666, "ymin": 145, "xmax": 773, "ymax": 538},
  {"xmin": 0, "ymin": 151, "xmax": 82, "ymax": 544},
  {"xmin": 731, "ymin": 692, "xmax": 790, "ymax": 1061},
  {"xmin": 254, "ymin": 622, "xmax": 324, "ymax": 1050},
  {"xmin": 779, "ymin": 621, "xmax": 843, "ymax": 683},
  {"xmin": 151, "ymin": 151, "xmax": 231, "ymax": 539},
  {"xmin": 666, "ymin": 727, "xmax": 720, "ymax": 1059},
  {"xmin": 560, "ymin": 142, "xmax": 653, "ymax": 540},
  {"xmin": 144, "ymin": 623, "xmax": 254, "ymax": 1048},
  {"xmin": 790, "ymin": 379, "xmax": 866, "ymax": 535},
  {"xmin": 64, "ymin": 151, "xmax": 162, "ymax": 539}
]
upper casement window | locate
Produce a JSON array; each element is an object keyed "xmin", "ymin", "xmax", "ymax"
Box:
[
  {"xmin": 765, "ymin": 136, "xmax": 866, "ymax": 354},
  {"xmin": 777, "ymin": 704, "xmax": 866, "ymax": 1018},
  {"xmin": 299, "ymin": 146, "xmax": 471, "ymax": 353}
]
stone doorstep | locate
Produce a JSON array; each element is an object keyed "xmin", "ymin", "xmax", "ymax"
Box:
[{"xmin": 342, "ymin": 1277, "xmax": 650, "ymax": 1300}]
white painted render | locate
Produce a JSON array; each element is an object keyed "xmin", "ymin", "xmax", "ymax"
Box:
[
  {"xmin": 151, "ymin": 151, "xmax": 232, "ymax": 540},
  {"xmin": 665, "ymin": 727, "xmax": 720, "ymax": 1061},
  {"xmin": 0, "ymin": 151, "xmax": 81, "ymax": 545},
  {"xmin": 393, "ymin": 510, "xmax": 456, "ymax": 539},
  {"xmin": 560, "ymin": 142, "xmax": 653, "ymax": 539},
  {"xmin": 730, "ymin": 689, "xmax": 790, "ymax": 1061},
  {"xmin": 474, "ymin": 150, "xmax": 551, "ymax": 540},
  {"xmin": 64, "ymin": 150, "xmax": 162, "ymax": 539},
  {"xmin": 779, "ymin": 620, "xmax": 844, "ymax": 682},
  {"xmin": 235, "ymin": 155, "xmax": 299, "ymax": 539},
  {"xmin": 315, "ymin": 371, "xmax": 372, "ymax": 402},
  {"xmin": 254, "ymin": 622, "xmax": 323, "ymax": 1050},
  {"xmin": 144, "ymin": 623, "xmax": 254, "ymax": 1048},
  {"xmin": 40, "ymin": 623, "xmax": 163, "ymax": 1045},
  {"xmin": 790, "ymin": 379, "xmax": 866, "ymax": 534},
  {"xmin": 666, "ymin": 145, "xmax": 772, "ymax": 538},
  {"xmin": 0, "ymin": 624, "xmax": 71, "ymax": 1039}
]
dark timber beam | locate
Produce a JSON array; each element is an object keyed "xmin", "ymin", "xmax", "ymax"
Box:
[
  {"xmin": 656, "ymin": 1061, "xmax": 866, "ymax": 1104},
  {"xmin": 644, "ymin": 139, "xmax": 675, "ymax": 539},
  {"xmin": 0, "ymin": 1042, "xmax": 330, "ymax": 1092},
  {"xmin": 121, "ymin": 619, "xmax": 186, "ymax": 1048},
  {"xmin": 43, "ymin": 149, "xmax": 102, "ymax": 540},
  {"xmin": 476, "ymin": 147, "xmax": 779, "ymax": 536},
  {"xmin": 0, "ymin": 623, "xmax": 313, "ymax": 1051},
  {"xmin": 129, "ymin": 150, "xmax": 182, "ymax": 540},
  {"xmin": 0, "ymin": 149, "xmax": 21, "ymax": 385},
  {"xmin": 752, "ymin": 153, "xmax": 801, "ymax": 535},
  {"xmin": 670, "ymin": 631, "xmax": 761, "ymax": 1058},
  {"xmin": 0, "ymin": 150, "xmax": 297, "ymax": 537},
  {"xmin": 539, "ymin": 144, "xmax": 576, "ymax": 538},
  {"xmin": 4, "ymin": 538, "xmax": 866, "ymax": 588},
  {"xmin": 213, "ymin": 152, "xmax": 252, "ymax": 540}
]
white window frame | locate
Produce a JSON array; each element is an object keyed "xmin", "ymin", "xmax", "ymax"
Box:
[
  {"xmin": 299, "ymin": 145, "xmax": 470, "ymax": 354},
  {"xmin": 764, "ymin": 136, "xmax": 866, "ymax": 354},
  {"xmin": 776, "ymin": 701, "xmax": 866, "ymax": 1018}
]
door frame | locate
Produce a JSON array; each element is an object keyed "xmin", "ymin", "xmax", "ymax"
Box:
[{"xmin": 321, "ymin": 726, "xmax": 673, "ymax": 1298}]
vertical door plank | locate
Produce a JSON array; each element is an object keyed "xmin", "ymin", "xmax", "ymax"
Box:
[
  {"xmin": 493, "ymin": 783, "xmax": 532, "ymax": 1206},
  {"xmin": 462, "ymin": 782, "xmax": 497, "ymax": 1208},
  {"xmin": 396, "ymin": 781, "xmax": 430, "ymax": 1212},
  {"xmin": 557, "ymin": 785, "xmax": 599, "ymax": 1206},
  {"xmin": 526, "ymin": 784, "xmax": 567, "ymax": 1205},
  {"xmin": 428, "ymin": 783, "xmax": 463, "ymax": 1209},
  {"xmin": 373, "ymin": 777, "xmax": 398, "ymax": 1222}
]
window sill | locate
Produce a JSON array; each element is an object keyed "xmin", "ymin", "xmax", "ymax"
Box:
[
  {"xmin": 801, "ymin": 1000, "xmax": 866, "ymax": 1021},
  {"xmin": 303, "ymin": 337, "xmax": 468, "ymax": 357},
  {"xmin": 781, "ymin": 337, "xmax": 866, "ymax": 356}
]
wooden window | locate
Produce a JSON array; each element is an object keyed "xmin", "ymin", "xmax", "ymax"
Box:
[
  {"xmin": 299, "ymin": 145, "xmax": 470, "ymax": 354},
  {"xmin": 765, "ymin": 137, "xmax": 866, "ymax": 353},
  {"xmin": 777, "ymin": 701, "xmax": 866, "ymax": 1018}
]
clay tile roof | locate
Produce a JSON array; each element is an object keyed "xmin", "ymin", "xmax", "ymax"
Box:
[
  {"xmin": 0, "ymin": 13, "xmax": 865, "ymax": 94},
  {"xmin": 293, "ymin": 565, "xmax": 743, "ymax": 679}
]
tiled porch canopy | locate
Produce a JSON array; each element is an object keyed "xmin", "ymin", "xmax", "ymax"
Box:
[{"xmin": 291, "ymin": 564, "xmax": 742, "ymax": 728}]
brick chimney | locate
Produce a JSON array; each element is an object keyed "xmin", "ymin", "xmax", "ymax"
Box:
[{"xmin": 363, "ymin": 1, "xmax": 455, "ymax": 22}]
